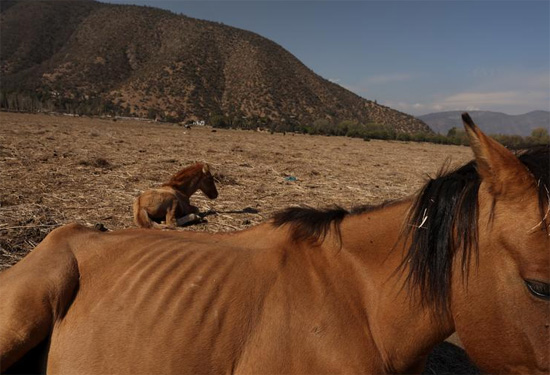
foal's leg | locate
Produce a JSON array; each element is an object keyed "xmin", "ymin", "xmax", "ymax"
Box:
[
  {"xmin": 174, "ymin": 191, "xmax": 199, "ymax": 215},
  {"xmin": 176, "ymin": 213, "xmax": 200, "ymax": 226},
  {"xmin": 180, "ymin": 197, "xmax": 199, "ymax": 214},
  {"xmin": 164, "ymin": 198, "xmax": 179, "ymax": 228},
  {"xmin": 173, "ymin": 192, "xmax": 200, "ymax": 226}
]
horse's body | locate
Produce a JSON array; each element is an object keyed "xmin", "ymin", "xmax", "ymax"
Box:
[
  {"xmin": 1, "ymin": 203, "xmax": 447, "ymax": 374},
  {"xmin": 1, "ymin": 115, "xmax": 548, "ymax": 374},
  {"xmin": 133, "ymin": 163, "xmax": 218, "ymax": 228}
]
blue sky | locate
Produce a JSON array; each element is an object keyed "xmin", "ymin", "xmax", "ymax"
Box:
[{"xmin": 104, "ymin": 0, "xmax": 549, "ymax": 116}]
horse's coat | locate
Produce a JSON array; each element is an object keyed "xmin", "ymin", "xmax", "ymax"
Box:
[
  {"xmin": 0, "ymin": 115, "xmax": 548, "ymax": 374},
  {"xmin": 133, "ymin": 163, "xmax": 218, "ymax": 228}
]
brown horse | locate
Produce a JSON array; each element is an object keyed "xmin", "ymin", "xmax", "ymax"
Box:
[
  {"xmin": 133, "ymin": 162, "xmax": 218, "ymax": 228},
  {"xmin": 0, "ymin": 114, "xmax": 548, "ymax": 374}
]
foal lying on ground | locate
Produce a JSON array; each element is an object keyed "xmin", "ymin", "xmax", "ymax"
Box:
[{"xmin": 133, "ymin": 162, "xmax": 218, "ymax": 228}]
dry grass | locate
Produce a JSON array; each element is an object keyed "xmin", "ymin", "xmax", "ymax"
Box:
[{"xmin": 0, "ymin": 112, "xmax": 473, "ymax": 270}]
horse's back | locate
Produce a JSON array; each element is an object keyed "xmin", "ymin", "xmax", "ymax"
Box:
[
  {"xmin": 45, "ymin": 225, "xmax": 286, "ymax": 374},
  {"xmin": 4, "ymin": 224, "xmax": 385, "ymax": 374}
]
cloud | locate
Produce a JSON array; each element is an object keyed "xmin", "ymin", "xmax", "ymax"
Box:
[
  {"xmin": 367, "ymin": 73, "xmax": 413, "ymax": 84},
  {"xmin": 335, "ymin": 72, "xmax": 415, "ymax": 99},
  {"xmin": 344, "ymin": 68, "xmax": 549, "ymax": 115},
  {"xmin": 383, "ymin": 88, "xmax": 548, "ymax": 115},
  {"xmin": 473, "ymin": 70, "xmax": 549, "ymax": 92},
  {"xmin": 382, "ymin": 101, "xmax": 426, "ymax": 112},
  {"xmin": 414, "ymin": 70, "xmax": 550, "ymax": 114},
  {"xmin": 434, "ymin": 70, "xmax": 549, "ymax": 114},
  {"xmin": 328, "ymin": 78, "xmax": 341, "ymax": 83},
  {"xmin": 437, "ymin": 90, "xmax": 548, "ymax": 109}
]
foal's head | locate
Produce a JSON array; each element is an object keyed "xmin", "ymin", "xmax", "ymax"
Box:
[
  {"xmin": 164, "ymin": 163, "xmax": 218, "ymax": 199},
  {"xmin": 405, "ymin": 114, "xmax": 549, "ymax": 373},
  {"xmin": 197, "ymin": 163, "xmax": 218, "ymax": 199}
]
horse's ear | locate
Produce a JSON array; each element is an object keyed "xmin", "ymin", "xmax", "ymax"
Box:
[
  {"xmin": 202, "ymin": 163, "xmax": 210, "ymax": 174},
  {"xmin": 462, "ymin": 113, "xmax": 532, "ymax": 197}
]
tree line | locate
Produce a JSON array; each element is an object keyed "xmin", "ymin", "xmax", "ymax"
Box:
[
  {"xmin": 1, "ymin": 90, "xmax": 547, "ymax": 149},
  {"xmin": 210, "ymin": 114, "xmax": 549, "ymax": 149},
  {"xmin": 0, "ymin": 90, "xmax": 127, "ymax": 117}
]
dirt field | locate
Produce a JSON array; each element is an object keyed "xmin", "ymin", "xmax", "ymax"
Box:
[{"xmin": 0, "ymin": 112, "xmax": 473, "ymax": 269}]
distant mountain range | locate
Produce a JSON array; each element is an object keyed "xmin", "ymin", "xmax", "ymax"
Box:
[
  {"xmin": 0, "ymin": 0, "xmax": 430, "ymax": 134},
  {"xmin": 419, "ymin": 110, "xmax": 549, "ymax": 137}
]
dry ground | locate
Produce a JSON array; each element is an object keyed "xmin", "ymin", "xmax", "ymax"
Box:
[{"xmin": 0, "ymin": 112, "xmax": 473, "ymax": 269}]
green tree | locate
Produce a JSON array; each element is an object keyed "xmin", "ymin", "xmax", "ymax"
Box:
[
  {"xmin": 312, "ymin": 118, "xmax": 332, "ymax": 135},
  {"xmin": 337, "ymin": 120, "xmax": 357, "ymax": 136},
  {"xmin": 531, "ymin": 127, "xmax": 548, "ymax": 139},
  {"xmin": 210, "ymin": 114, "xmax": 229, "ymax": 128},
  {"xmin": 530, "ymin": 127, "xmax": 550, "ymax": 143},
  {"xmin": 446, "ymin": 127, "xmax": 469, "ymax": 145}
]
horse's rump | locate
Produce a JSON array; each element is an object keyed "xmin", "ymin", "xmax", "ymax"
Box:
[{"xmin": 0, "ymin": 224, "xmax": 82, "ymax": 372}]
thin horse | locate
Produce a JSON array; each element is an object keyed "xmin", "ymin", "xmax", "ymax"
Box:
[
  {"xmin": 0, "ymin": 115, "xmax": 548, "ymax": 374},
  {"xmin": 133, "ymin": 162, "xmax": 218, "ymax": 228}
]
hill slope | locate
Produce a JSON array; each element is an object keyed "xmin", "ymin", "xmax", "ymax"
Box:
[
  {"xmin": 419, "ymin": 110, "xmax": 549, "ymax": 136},
  {"xmin": 0, "ymin": 0, "xmax": 430, "ymax": 133}
]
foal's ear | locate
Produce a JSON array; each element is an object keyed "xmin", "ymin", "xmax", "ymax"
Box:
[
  {"xmin": 462, "ymin": 113, "xmax": 532, "ymax": 197},
  {"xmin": 202, "ymin": 163, "xmax": 210, "ymax": 174}
]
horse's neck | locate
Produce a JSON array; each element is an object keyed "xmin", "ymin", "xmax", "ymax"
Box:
[
  {"xmin": 337, "ymin": 200, "xmax": 455, "ymax": 371},
  {"xmin": 173, "ymin": 175, "xmax": 201, "ymax": 196}
]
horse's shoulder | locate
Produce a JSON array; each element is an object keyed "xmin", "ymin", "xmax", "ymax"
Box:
[
  {"xmin": 53, "ymin": 222, "xmax": 93, "ymax": 233},
  {"xmin": 42, "ymin": 223, "xmax": 95, "ymax": 244}
]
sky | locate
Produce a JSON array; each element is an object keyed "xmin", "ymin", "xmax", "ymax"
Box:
[{"xmin": 103, "ymin": 0, "xmax": 549, "ymax": 116}]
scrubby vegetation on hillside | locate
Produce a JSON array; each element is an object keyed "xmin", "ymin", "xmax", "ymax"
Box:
[{"xmin": 1, "ymin": 0, "xmax": 430, "ymax": 134}]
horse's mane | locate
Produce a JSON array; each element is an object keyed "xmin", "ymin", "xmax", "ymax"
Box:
[
  {"xmin": 403, "ymin": 144, "xmax": 550, "ymax": 315},
  {"xmin": 271, "ymin": 201, "xmax": 402, "ymax": 243},
  {"xmin": 163, "ymin": 163, "xmax": 205, "ymax": 187},
  {"xmin": 272, "ymin": 145, "xmax": 550, "ymax": 314},
  {"xmin": 272, "ymin": 206, "xmax": 348, "ymax": 243}
]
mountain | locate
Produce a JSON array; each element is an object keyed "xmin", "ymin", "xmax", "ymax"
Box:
[
  {"xmin": 0, "ymin": 0, "xmax": 431, "ymax": 133},
  {"xmin": 419, "ymin": 110, "xmax": 549, "ymax": 136}
]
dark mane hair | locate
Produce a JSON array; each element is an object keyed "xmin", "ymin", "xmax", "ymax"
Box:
[
  {"xmin": 402, "ymin": 144, "xmax": 550, "ymax": 315},
  {"xmin": 272, "ymin": 206, "xmax": 348, "ymax": 243},
  {"xmin": 271, "ymin": 200, "xmax": 401, "ymax": 243},
  {"xmin": 163, "ymin": 163, "xmax": 205, "ymax": 187}
]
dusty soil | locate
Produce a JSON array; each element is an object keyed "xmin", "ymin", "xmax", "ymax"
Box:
[{"xmin": 0, "ymin": 112, "xmax": 473, "ymax": 269}]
